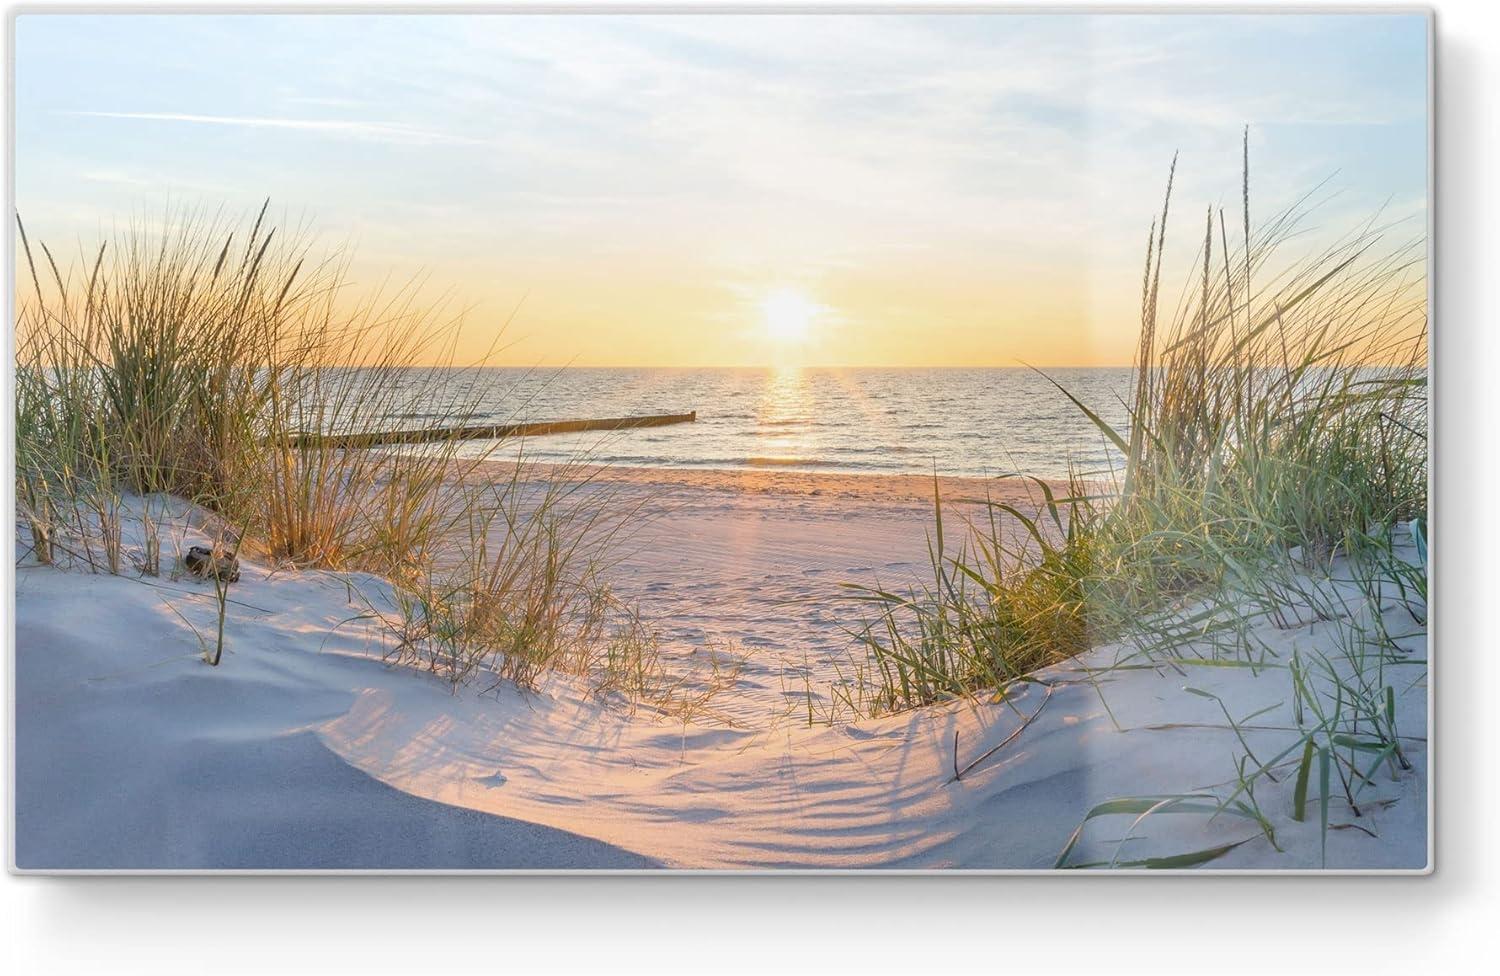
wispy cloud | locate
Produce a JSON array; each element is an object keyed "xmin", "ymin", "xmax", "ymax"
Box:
[{"xmin": 64, "ymin": 110, "xmax": 478, "ymax": 146}]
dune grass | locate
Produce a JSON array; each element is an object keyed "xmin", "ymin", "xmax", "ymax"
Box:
[
  {"xmin": 841, "ymin": 134, "xmax": 1427, "ymax": 865},
  {"xmin": 13, "ymin": 203, "xmax": 672, "ymax": 701},
  {"xmin": 837, "ymin": 475, "xmax": 1101, "ymax": 714}
]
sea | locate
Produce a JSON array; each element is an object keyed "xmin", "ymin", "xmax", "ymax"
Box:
[{"xmin": 387, "ymin": 367, "xmax": 1136, "ymax": 481}]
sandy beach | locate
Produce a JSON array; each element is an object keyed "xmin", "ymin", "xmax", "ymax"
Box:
[{"xmin": 13, "ymin": 467, "xmax": 1428, "ymax": 871}]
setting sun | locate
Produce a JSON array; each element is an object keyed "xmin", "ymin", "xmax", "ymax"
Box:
[{"xmin": 760, "ymin": 289, "xmax": 822, "ymax": 343}]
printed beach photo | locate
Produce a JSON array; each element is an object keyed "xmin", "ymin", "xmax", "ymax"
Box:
[{"xmin": 9, "ymin": 11, "xmax": 1430, "ymax": 872}]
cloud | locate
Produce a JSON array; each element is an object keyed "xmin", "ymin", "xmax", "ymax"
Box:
[{"xmin": 64, "ymin": 110, "xmax": 478, "ymax": 146}]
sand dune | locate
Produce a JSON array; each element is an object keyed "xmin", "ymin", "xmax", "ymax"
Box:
[{"xmin": 12, "ymin": 473, "xmax": 1427, "ymax": 871}]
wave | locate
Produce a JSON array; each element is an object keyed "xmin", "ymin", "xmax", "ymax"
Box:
[
  {"xmin": 841, "ymin": 443, "xmax": 920, "ymax": 455},
  {"xmin": 384, "ymin": 411, "xmax": 497, "ymax": 422},
  {"xmin": 744, "ymin": 456, "xmax": 842, "ymax": 469},
  {"xmin": 565, "ymin": 453, "xmax": 870, "ymax": 471}
]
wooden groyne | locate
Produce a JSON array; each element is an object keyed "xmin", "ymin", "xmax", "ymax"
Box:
[{"xmin": 282, "ymin": 411, "xmax": 696, "ymax": 450}]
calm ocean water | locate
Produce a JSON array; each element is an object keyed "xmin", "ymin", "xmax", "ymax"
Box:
[{"xmin": 386, "ymin": 367, "xmax": 1135, "ymax": 480}]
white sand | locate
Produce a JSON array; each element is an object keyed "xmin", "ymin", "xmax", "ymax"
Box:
[{"xmin": 12, "ymin": 475, "xmax": 1428, "ymax": 871}]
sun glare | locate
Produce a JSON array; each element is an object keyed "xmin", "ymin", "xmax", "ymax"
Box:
[{"xmin": 760, "ymin": 289, "xmax": 821, "ymax": 343}]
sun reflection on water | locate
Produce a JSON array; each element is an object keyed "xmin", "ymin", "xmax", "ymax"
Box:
[{"xmin": 753, "ymin": 366, "xmax": 813, "ymax": 464}]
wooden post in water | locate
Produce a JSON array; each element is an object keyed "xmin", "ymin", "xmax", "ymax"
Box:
[{"xmin": 281, "ymin": 411, "xmax": 697, "ymax": 450}]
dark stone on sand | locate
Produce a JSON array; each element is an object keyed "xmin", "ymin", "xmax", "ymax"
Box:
[{"xmin": 184, "ymin": 544, "xmax": 240, "ymax": 583}]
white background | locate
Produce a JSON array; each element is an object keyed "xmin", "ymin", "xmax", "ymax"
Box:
[{"xmin": 3, "ymin": 2, "xmax": 1496, "ymax": 973}]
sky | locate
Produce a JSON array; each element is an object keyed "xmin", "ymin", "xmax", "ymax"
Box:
[{"xmin": 12, "ymin": 13, "xmax": 1428, "ymax": 367}]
